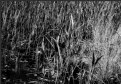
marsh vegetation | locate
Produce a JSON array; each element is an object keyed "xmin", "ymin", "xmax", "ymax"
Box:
[{"xmin": 1, "ymin": 1, "xmax": 121, "ymax": 84}]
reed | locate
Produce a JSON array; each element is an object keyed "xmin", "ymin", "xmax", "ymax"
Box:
[{"xmin": 1, "ymin": 1, "xmax": 121, "ymax": 84}]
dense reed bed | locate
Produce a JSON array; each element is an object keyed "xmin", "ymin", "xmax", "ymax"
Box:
[{"xmin": 1, "ymin": 1, "xmax": 121, "ymax": 84}]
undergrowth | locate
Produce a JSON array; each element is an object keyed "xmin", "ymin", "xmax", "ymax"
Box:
[{"xmin": 1, "ymin": 1, "xmax": 121, "ymax": 84}]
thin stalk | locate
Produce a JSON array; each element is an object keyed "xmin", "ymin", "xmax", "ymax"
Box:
[
  {"xmin": 15, "ymin": 56, "xmax": 18, "ymax": 73},
  {"xmin": 36, "ymin": 45, "xmax": 39, "ymax": 72}
]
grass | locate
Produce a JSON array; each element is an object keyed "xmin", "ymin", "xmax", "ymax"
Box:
[{"xmin": 1, "ymin": 1, "xmax": 121, "ymax": 84}]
